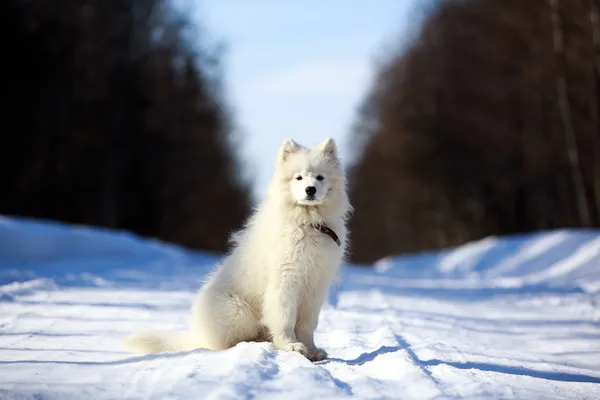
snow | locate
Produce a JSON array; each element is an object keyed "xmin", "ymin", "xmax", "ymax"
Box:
[{"xmin": 1, "ymin": 216, "xmax": 600, "ymax": 399}]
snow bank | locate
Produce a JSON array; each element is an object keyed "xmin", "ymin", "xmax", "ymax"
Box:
[
  {"xmin": 373, "ymin": 230, "xmax": 600, "ymax": 293},
  {"xmin": 0, "ymin": 215, "xmax": 218, "ymax": 291}
]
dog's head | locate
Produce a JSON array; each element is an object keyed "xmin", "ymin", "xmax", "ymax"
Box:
[{"xmin": 272, "ymin": 137, "xmax": 348, "ymax": 214}]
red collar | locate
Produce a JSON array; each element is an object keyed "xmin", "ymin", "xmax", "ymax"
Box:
[{"xmin": 313, "ymin": 224, "xmax": 341, "ymax": 246}]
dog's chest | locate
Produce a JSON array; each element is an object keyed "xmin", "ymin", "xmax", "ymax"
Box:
[{"xmin": 285, "ymin": 226, "xmax": 342, "ymax": 268}]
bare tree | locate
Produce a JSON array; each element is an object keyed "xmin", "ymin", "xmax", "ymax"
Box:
[
  {"xmin": 549, "ymin": 0, "xmax": 591, "ymax": 226},
  {"xmin": 589, "ymin": 0, "xmax": 600, "ymax": 223}
]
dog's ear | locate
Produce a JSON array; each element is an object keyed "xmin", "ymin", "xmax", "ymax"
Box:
[
  {"xmin": 317, "ymin": 137, "xmax": 338, "ymax": 159},
  {"xmin": 278, "ymin": 138, "xmax": 301, "ymax": 163}
]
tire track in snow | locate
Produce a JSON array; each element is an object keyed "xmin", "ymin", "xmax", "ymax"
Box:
[
  {"xmin": 363, "ymin": 289, "xmax": 523, "ymax": 398},
  {"xmin": 0, "ymin": 292, "xmax": 63, "ymax": 349},
  {"xmin": 318, "ymin": 288, "xmax": 445, "ymax": 399}
]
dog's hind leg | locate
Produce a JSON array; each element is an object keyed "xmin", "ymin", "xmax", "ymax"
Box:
[{"xmin": 191, "ymin": 289, "xmax": 261, "ymax": 351}]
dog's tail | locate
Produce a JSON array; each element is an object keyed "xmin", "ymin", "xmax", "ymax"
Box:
[{"xmin": 123, "ymin": 330, "xmax": 201, "ymax": 354}]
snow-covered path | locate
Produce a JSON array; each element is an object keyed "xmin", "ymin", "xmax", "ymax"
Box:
[{"xmin": 1, "ymin": 217, "xmax": 600, "ymax": 399}]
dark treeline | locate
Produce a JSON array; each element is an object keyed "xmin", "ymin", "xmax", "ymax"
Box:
[
  {"xmin": 0, "ymin": 0, "xmax": 251, "ymax": 252},
  {"xmin": 348, "ymin": 0, "xmax": 600, "ymax": 263}
]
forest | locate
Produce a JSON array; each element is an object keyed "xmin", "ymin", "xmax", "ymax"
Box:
[
  {"xmin": 1, "ymin": 0, "xmax": 251, "ymax": 253},
  {"xmin": 348, "ymin": 0, "xmax": 600, "ymax": 263},
  {"xmin": 4, "ymin": 0, "xmax": 600, "ymax": 264}
]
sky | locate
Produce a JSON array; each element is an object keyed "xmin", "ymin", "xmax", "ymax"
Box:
[{"xmin": 191, "ymin": 0, "xmax": 426, "ymax": 200}]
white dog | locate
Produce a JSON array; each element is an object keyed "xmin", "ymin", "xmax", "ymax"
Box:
[{"xmin": 124, "ymin": 137, "xmax": 351, "ymax": 361}]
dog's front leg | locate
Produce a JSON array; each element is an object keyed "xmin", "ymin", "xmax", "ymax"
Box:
[
  {"xmin": 295, "ymin": 285, "xmax": 329, "ymax": 362},
  {"xmin": 262, "ymin": 269, "xmax": 309, "ymax": 358}
]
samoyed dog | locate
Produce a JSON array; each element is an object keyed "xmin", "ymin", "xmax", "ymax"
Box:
[{"xmin": 124, "ymin": 137, "xmax": 351, "ymax": 361}]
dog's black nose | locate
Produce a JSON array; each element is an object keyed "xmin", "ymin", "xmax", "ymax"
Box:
[{"xmin": 305, "ymin": 186, "xmax": 317, "ymax": 196}]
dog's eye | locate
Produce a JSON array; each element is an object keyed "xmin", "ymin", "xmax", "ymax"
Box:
[
  {"xmin": 296, "ymin": 176, "xmax": 303, "ymax": 181},
  {"xmin": 316, "ymin": 175, "xmax": 324, "ymax": 181}
]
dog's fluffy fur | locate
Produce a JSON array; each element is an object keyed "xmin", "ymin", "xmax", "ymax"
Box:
[{"xmin": 124, "ymin": 137, "xmax": 351, "ymax": 361}]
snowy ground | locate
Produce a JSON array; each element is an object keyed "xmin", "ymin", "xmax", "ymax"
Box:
[{"xmin": 1, "ymin": 216, "xmax": 600, "ymax": 399}]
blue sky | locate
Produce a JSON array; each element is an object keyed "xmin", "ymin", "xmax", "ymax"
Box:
[{"xmin": 192, "ymin": 0, "xmax": 426, "ymax": 200}]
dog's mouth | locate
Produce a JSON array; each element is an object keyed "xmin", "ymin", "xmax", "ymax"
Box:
[{"xmin": 298, "ymin": 196, "xmax": 322, "ymax": 205}]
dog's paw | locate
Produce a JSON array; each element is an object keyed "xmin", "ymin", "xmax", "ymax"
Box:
[
  {"xmin": 308, "ymin": 348, "xmax": 328, "ymax": 362},
  {"xmin": 280, "ymin": 342, "xmax": 310, "ymax": 357}
]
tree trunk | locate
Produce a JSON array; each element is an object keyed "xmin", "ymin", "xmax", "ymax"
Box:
[
  {"xmin": 549, "ymin": 0, "xmax": 591, "ymax": 226},
  {"xmin": 101, "ymin": 4, "xmax": 135, "ymax": 228},
  {"xmin": 589, "ymin": 0, "xmax": 600, "ymax": 224}
]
